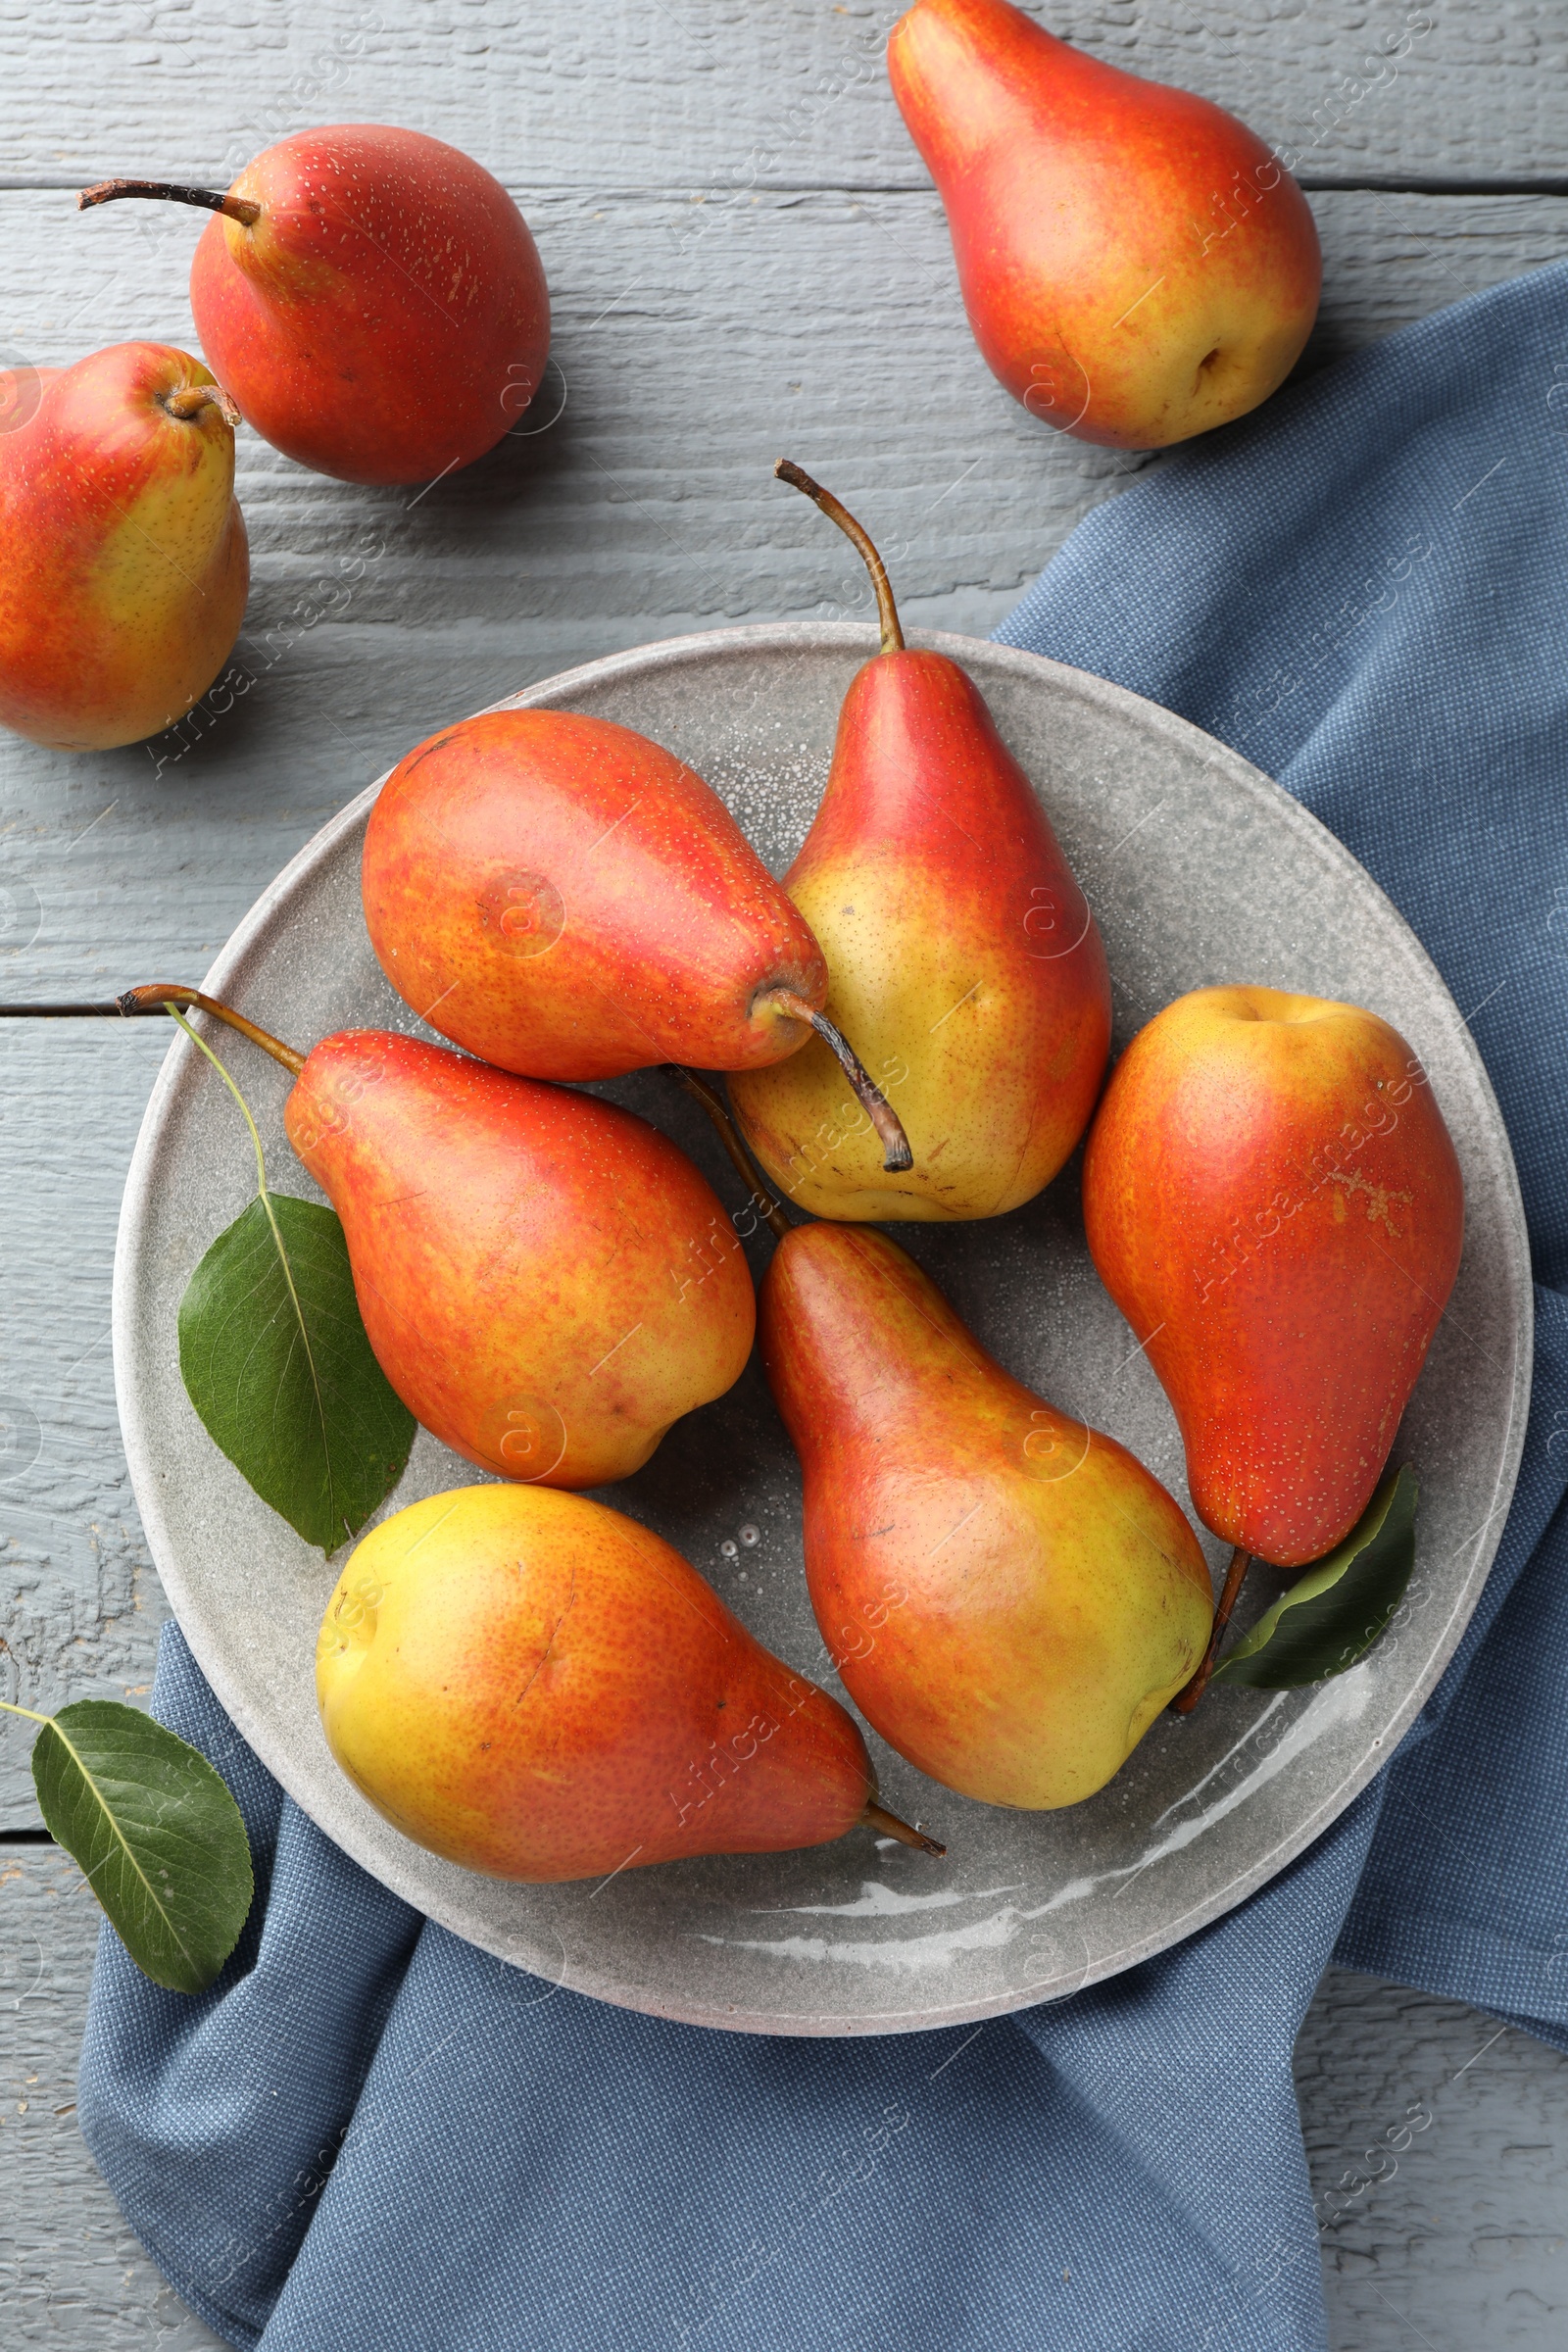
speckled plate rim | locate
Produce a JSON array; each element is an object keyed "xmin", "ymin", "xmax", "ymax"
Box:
[{"xmin": 113, "ymin": 622, "xmax": 1533, "ymax": 2034}]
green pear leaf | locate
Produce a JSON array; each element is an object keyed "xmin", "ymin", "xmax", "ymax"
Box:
[
  {"xmin": 178, "ymin": 1192, "xmax": 416, "ymax": 1554},
  {"xmin": 1212, "ymin": 1465, "xmax": 1418, "ymax": 1690},
  {"xmin": 29, "ymin": 1699, "xmax": 253, "ymax": 1994}
]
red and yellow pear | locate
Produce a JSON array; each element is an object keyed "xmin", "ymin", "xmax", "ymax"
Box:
[
  {"xmin": 317, "ymin": 1483, "xmax": 941, "ymax": 1882},
  {"xmin": 729, "ymin": 466, "xmax": 1109, "ymax": 1219},
  {"xmin": 283, "ymin": 1027, "xmax": 756, "ymax": 1488},
  {"xmin": 887, "ymin": 0, "xmax": 1322, "ymax": 448},
  {"xmin": 361, "ymin": 705, "xmax": 912, "ymax": 1165},
  {"xmin": 82, "ymin": 126, "xmax": 550, "ymax": 486},
  {"xmin": 761, "ymin": 1222, "xmax": 1213, "ymax": 1807},
  {"xmin": 1083, "ymin": 986, "xmax": 1464, "ymax": 1567},
  {"xmin": 0, "ymin": 343, "xmax": 247, "ymax": 751}
]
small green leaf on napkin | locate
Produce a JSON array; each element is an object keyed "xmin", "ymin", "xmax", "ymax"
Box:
[
  {"xmin": 1212, "ymin": 1465, "xmax": 1418, "ymax": 1690},
  {"xmin": 166, "ymin": 1004, "xmax": 415, "ymax": 1554},
  {"xmin": 28, "ymin": 1699, "xmax": 253, "ymax": 1994},
  {"xmin": 179, "ymin": 1192, "xmax": 415, "ymax": 1553}
]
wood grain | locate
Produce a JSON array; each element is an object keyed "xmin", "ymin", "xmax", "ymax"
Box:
[
  {"xmin": 1297, "ymin": 1972, "xmax": 1568, "ymax": 2348},
  {"xmin": 3, "ymin": 2, "xmax": 1567, "ymax": 2344},
  {"xmin": 4, "ymin": 2, "xmax": 1568, "ymax": 193},
  {"xmin": 0, "ymin": 1847, "xmax": 228, "ymax": 2348}
]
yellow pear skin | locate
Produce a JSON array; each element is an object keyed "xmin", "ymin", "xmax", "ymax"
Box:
[
  {"xmin": 316, "ymin": 1484, "xmax": 887, "ymax": 1882},
  {"xmin": 760, "ymin": 1224, "xmax": 1214, "ymax": 1807}
]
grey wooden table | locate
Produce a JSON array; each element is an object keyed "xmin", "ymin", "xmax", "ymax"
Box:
[{"xmin": 3, "ymin": 4, "xmax": 1566, "ymax": 2344}]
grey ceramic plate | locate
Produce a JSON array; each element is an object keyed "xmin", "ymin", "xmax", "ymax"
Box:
[{"xmin": 114, "ymin": 625, "xmax": 1531, "ymax": 2036}]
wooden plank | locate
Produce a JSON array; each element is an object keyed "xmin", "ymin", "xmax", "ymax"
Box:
[
  {"xmin": 0, "ymin": 1845, "xmax": 228, "ymax": 2347},
  {"xmin": 3, "ymin": 180, "xmax": 1567, "ymax": 1825},
  {"xmin": 3, "ymin": 2, "xmax": 1567, "ymax": 195},
  {"xmin": 1297, "ymin": 1970, "xmax": 1568, "ymax": 2346}
]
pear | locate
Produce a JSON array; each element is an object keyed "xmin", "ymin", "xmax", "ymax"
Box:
[
  {"xmin": 1083, "ymin": 986, "xmax": 1464, "ymax": 1567},
  {"xmin": 361, "ymin": 704, "xmax": 912, "ymax": 1166},
  {"xmin": 284, "ymin": 1027, "xmax": 757, "ymax": 1488},
  {"xmin": 760, "ymin": 1223, "xmax": 1213, "ymax": 1808},
  {"xmin": 887, "ymin": 0, "xmax": 1321, "ymax": 449},
  {"xmin": 317, "ymin": 1484, "xmax": 942, "ymax": 1881},
  {"xmin": 0, "ymin": 982, "xmax": 762, "ymax": 1491},
  {"xmin": 729, "ymin": 466, "xmax": 1110, "ymax": 1220},
  {"xmin": 0, "ymin": 343, "xmax": 247, "ymax": 751},
  {"xmin": 82, "ymin": 126, "xmax": 550, "ymax": 486}
]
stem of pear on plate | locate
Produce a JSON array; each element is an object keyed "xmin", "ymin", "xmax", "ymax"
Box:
[
  {"xmin": 662, "ymin": 1065, "xmax": 793, "ymax": 1241},
  {"xmin": 0, "ymin": 984, "xmax": 305, "ymax": 1068},
  {"xmin": 1170, "ymin": 1546, "xmax": 1252, "ymax": 1714}
]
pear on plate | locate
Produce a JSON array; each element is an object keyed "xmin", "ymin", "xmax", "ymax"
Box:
[
  {"xmin": 362, "ymin": 705, "xmax": 913, "ymax": 1169},
  {"xmin": 1083, "ymin": 985, "xmax": 1464, "ymax": 1566},
  {"xmin": 317, "ymin": 1483, "xmax": 942, "ymax": 1881},
  {"xmin": 729, "ymin": 466, "xmax": 1109, "ymax": 1220},
  {"xmin": 284, "ymin": 1028, "xmax": 758, "ymax": 1489},
  {"xmin": 760, "ymin": 1222, "xmax": 1213, "ymax": 1808}
]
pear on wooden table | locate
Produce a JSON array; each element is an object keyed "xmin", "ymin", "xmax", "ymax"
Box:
[
  {"xmin": 887, "ymin": 0, "xmax": 1321, "ymax": 449},
  {"xmin": 0, "ymin": 342, "xmax": 247, "ymax": 751}
]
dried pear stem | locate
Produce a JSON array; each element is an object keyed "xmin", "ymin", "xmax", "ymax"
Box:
[
  {"xmin": 161, "ymin": 382, "xmax": 243, "ymax": 429},
  {"xmin": 0, "ymin": 985, "xmax": 304, "ymax": 1075},
  {"xmin": 663, "ymin": 1064, "xmax": 791, "ymax": 1240},
  {"xmin": 765, "ymin": 987, "xmax": 912, "ymax": 1174},
  {"xmin": 78, "ymin": 177, "xmax": 262, "ymax": 227},
  {"xmin": 862, "ymin": 1799, "xmax": 945, "ymax": 1858},
  {"xmin": 775, "ymin": 459, "xmax": 905, "ymax": 656},
  {"xmin": 1170, "ymin": 1546, "xmax": 1253, "ymax": 1715}
]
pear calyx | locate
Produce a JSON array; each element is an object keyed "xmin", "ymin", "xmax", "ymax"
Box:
[{"xmin": 78, "ymin": 178, "xmax": 262, "ymax": 228}]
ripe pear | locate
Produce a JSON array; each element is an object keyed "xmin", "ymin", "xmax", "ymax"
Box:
[
  {"xmin": 887, "ymin": 0, "xmax": 1321, "ymax": 449},
  {"xmin": 364, "ymin": 709, "xmax": 825, "ymax": 1078},
  {"xmin": 83, "ymin": 127, "xmax": 550, "ymax": 485},
  {"xmin": 729, "ymin": 466, "xmax": 1109, "ymax": 1220},
  {"xmin": 284, "ymin": 1028, "xmax": 756, "ymax": 1488},
  {"xmin": 317, "ymin": 1483, "xmax": 938, "ymax": 1882},
  {"xmin": 362, "ymin": 705, "xmax": 913, "ymax": 1164},
  {"xmin": 760, "ymin": 1223, "xmax": 1213, "ymax": 1809},
  {"xmin": 0, "ymin": 342, "xmax": 247, "ymax": 750},
  {"xmin": 1083, "ymin": 986, "xmax": 1464, "ymax": 1567}
]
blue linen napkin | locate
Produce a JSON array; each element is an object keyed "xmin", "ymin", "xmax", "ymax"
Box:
[{"xmin": 78, "ymin": 258, "xmax": 1568, "ymax": 2352}]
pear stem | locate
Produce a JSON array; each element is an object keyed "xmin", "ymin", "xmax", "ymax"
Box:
[
  {"xmin": 662, "ymin": 1065, "xmax": 792, "ymax": 1241},
  {"xmin": 0, "ymin": 986, "xmax": 305, "ymax": 1076},
  {"xmin": 161, "ymin": 383, "xmax": 243, "ymax": 431},
  {"xmin": 775, "ymin": 460, "xmax": 905, "ymax": 657},
  {"xmin": 765, "ymin": 988, "xmax": 913, "ymax": 1174},
  {"xmin": 862, "ymin": 1799, "xmax": 946, "ymax": 1858},
  {"xmin": 78, "ymin": 177, "xmax": 262, "ymax": 227},
  {"xmin": 1170, "ymin": 1546, "xmax": 1252, "ymax": 1715}
]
